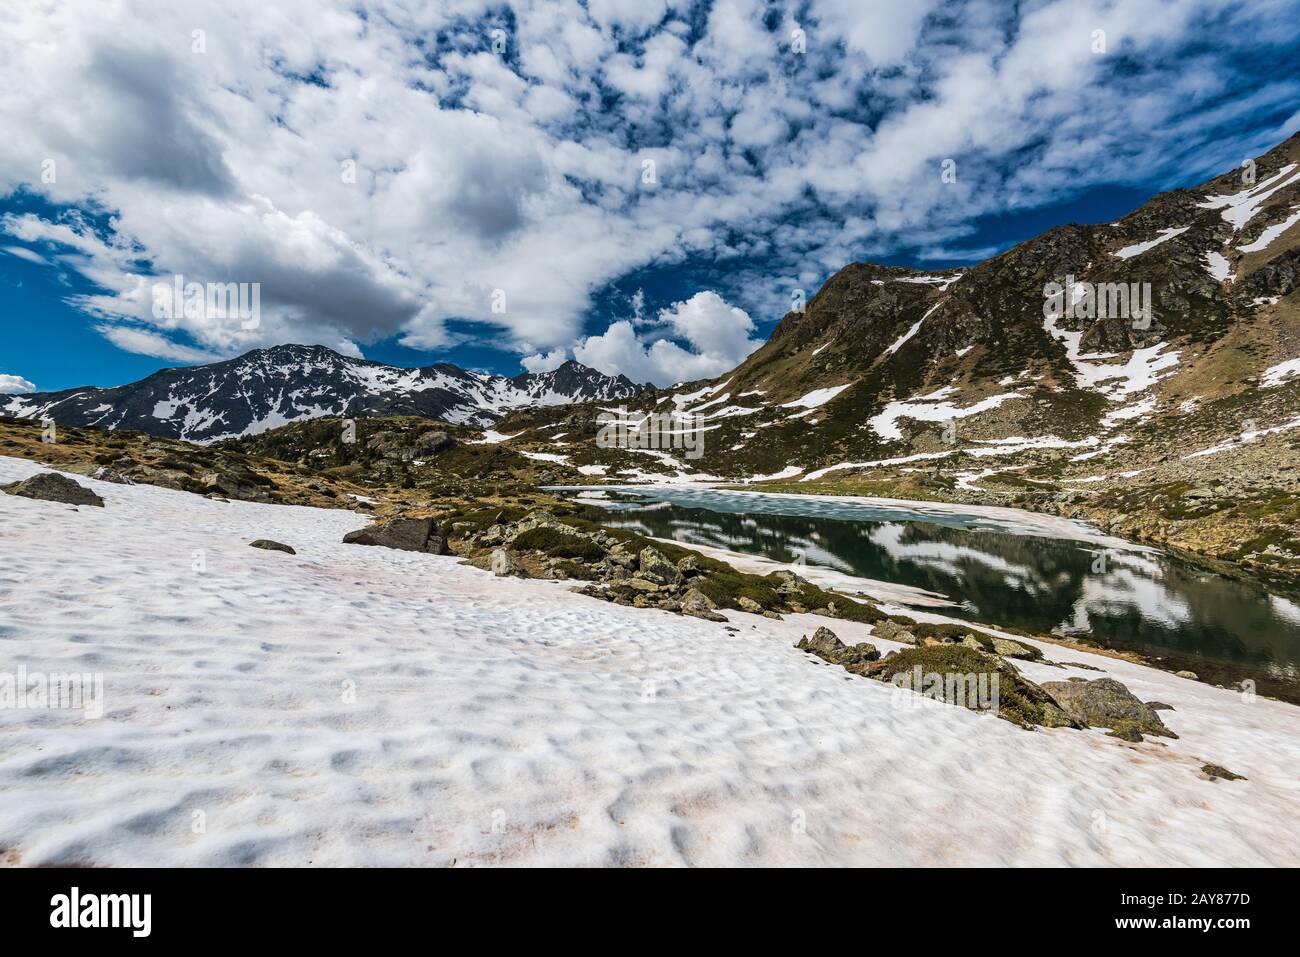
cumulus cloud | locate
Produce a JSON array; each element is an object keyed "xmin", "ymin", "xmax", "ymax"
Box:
[
  {"xmin": 0, "ymin": 374, "xmax": 37, "ymax": 394},
  {"xmin": 520, "ymin": 347, "xmax": 570, "ymax": 373},
  {"xmin": 568, "ymin": 291, "xmax": 762, "ymax": 385},
  {"xmin": 0, "ymin": 0, "xmax": 1294, "ymax": 370}
]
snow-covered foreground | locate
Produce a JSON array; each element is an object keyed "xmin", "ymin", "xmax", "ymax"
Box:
[{"xmin": 2, "ymin": 456, "xmax": 1299, "ymax": 867}]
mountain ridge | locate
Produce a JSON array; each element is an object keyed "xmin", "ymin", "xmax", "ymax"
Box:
[{"xmin": 1, "ymin": 344, "xmax": 647, "ymax": 442}]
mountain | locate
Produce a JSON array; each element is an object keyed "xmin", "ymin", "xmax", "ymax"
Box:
[
  {"xmin": 490, "ymin": 133, "xmax": 1300, "ymax": 572},
  {"xmin": 0, "ymin": 345, "xmax": 646, "ymax": 442}
]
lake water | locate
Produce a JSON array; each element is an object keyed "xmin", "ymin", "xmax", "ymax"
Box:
[{"xmin": 559, "ymin": 486, "xmax": 1300, "ymax": 703}]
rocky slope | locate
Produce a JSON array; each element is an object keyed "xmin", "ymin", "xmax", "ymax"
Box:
[{"xmin": 1, "ymin": 345, "xmax": 645, "ymax": 442}]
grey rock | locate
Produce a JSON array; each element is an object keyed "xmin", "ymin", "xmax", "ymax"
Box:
[
  {"xmin": 1041, "ymin": 677, "xmax": 1177, "ymax": 738},
  {"xmin": 872, "ymin": 619, "xmax": 918, "ymax": 644},
  {"xmin": 490, "ymin": 547, "xmax": 527, "ymax": 577},
  {"xmin": 342, "ymin": 517, "xmax": 448, "ymax": 554},
  {"xmin": 638, "ymin": 546, "xmax": 683, "ymax": 585},
  {"xmin": 676, "ymin": 554, "xmax": 701, "ymax": 575},
  {"xmin": 797, "ymin": 625, "xmax": 879, "ymax": 666},
  {"xmin": 681, "ymin": 587, "xmax": 726, "ymax": 622},
  {"xmin": 1, "ymin": 472, "xmax": 104, "ymax": 507},
  {"xmin": 249, "ymin": 539, "xmax": 296, "ymax": 554},
  {"xmin": 413, "ymin": 430, "xmax": 454, "ymax": 458}
]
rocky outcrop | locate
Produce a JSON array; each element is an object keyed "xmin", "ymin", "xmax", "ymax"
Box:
[
  {"xmin": 1201, "ymin": 763, "xmax": 1246, "ymax": 782},
  {"xmin": 1040, "ymin": 677, "xmax": 1177, "ymax": 740},
  {"xmin": 872, "ymin": 645, "xmax": 1079, "ymax": 730},
  {"xmin": 1, "ymin": 472, "xmax": 104, "ymax": 507},
  {"xmin": 796, "ymin": 625, "xmax": 879, "ymax": 667},
  {"xmin": 342, "ymin": 517, "xmax": 449, "ymax": 554}
]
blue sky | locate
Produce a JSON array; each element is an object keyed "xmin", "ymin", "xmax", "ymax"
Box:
[{"xmin": 2, "ymin": 0, "xmax": 1299, "ymax": 393}]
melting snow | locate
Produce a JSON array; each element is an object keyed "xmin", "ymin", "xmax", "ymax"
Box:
[
  {"xmin": 1238, "ymin": 207, "xmax": 1300, "ymax": 253},
  {"xmin": 1202, "ymin": 251, "xmax": 1235, "ymax": 281},
  {"xmin": 1113, "ymin": 227, "xmax": 1189, "ymax": 259},
  {"xmin": 780, "ymin": 384, "xmax": 851, "ymax": 410},
  {"xmin": 870, "ymin": 391, "xmax": 1021, "ymax": 441},
  {"xmin": 1200, "ymin": 163, "xmax": 1300, "ymax": 230},
  {"xmin": 885, "ymin": 301, "xmax": 943, "ymax": 356},
  {"xmin": 1262, "ymin": 357, "xmax": 1300, "ymax": 389}
]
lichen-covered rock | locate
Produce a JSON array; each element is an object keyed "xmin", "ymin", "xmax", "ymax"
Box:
[
  {"xmin": 1040, "ymin": 677, "xmax": 1177, "ymax": 739},
  {"xmin": 1201, "ymin": 763, "xmax": 1246, "ymax": 782},
  {"xmin": 681, "ymin": 587, "xmax": 726, "ymax": 622},
  {"xmin": 342, "ymin": 517, "xmax": 448, "ymax": 554},
  {"xmin": 798, "ymin": 625, "xmax": 846, "ymax": 660},
  {"xmin": 638, "ymin": 546, "xmax": 683, "ymax": 585},
  {"xmin": 872, "ymin": 619, "xmax": 918, "ymax": 644},
  {"xmin": 990, "ymin": 636, "xmax": 1038, "ymax": 659},
  {"xmin": 676, "ymin": 554, "xmax": 701, "ymax": 575},
  {"xmin": 796, "ymin": 626, "xmax": 879, "ymax": 667},
  {"xmin": 1, "ymin": 472, "xmax": 104, "ymax": 507},
  {"xmin": 737, "ymin": 596, "xmax": 764, "ymax": 614},
  {"xmin": 875, "ymin": 645, "xmax": 1079, "ymax": 730}
]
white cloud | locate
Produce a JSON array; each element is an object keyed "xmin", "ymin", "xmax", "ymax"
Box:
[
  {"xmin": 2, "ymin": 245, "xmax": 46, "ymax": 265},
  {"xmin": 0, "ymin": 0, "xmax": 1294, "ymax": 373},
  {"xmin": 520, "ymin": 347, "xmax": 570, "ymax": 373},
  {"xmin": 94, "ymin": 326, "xmax": 221, "ymax": 364},
  {"xmin": 0, "ymin": 374, "xmax": 37, "ymax": 394},
  {"xmin": 570, "ymin": 291, "xmax": 762, "ymax": 385}
]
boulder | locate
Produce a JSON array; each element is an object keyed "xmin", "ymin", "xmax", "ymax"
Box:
[
  {"xmin": 774, "ymin": 570, "xmax": 810, "ymax": 595},
  {"xmin": 676, "ymin": 554, "xmax": 701, "ymax": 575},
  {"xmin": 1, "ymin": 472, "xmax": 104, "ymax": 507},
  {"xmin": 490, "ymin": 548, "xmax": 527, "ymax": 577},
  {"xmin": 798, "ymin": 625, "xmax": 846, "ymax": 660},
  {"xmin": 1200, "ymin": 763, "xmax": 1246, "ymax": 782},
  {"xmin": 737, "ymin": 596, "xmax": 764, "ymax": 614},
  {"xmin": 249, "ymin": 539, "xmax": 296, "ymax": 554},
  {"xmin": 413, "ymin": 430, "xmax": 454, "ymax": 458},
  {"xmin": 797, "ymin": 626, "xmax": 880, "ymax": 667},
  {"xmin": 1040, "ymin": 677, "xmax": 1177, "ymax": 739},
  {"xmin": 638, "ymin": 546, "xmax": 683, "ymax": 585},
  {"xmin": 607, "ymin": 542, "xmax": 639, "ymax": 568},
  {"xmin": 681, "ymin": 587, "xmax": 726, "ymax": 622},
  {"xmin": 342, "ymin": 517, "xmax": 448, "ymax": 554},
  {"xmin": 202, "ymin": 469, "xmax": 274, "ymax": 503},
  {"xmin": 872, "ymin": 619, "xmax": 918, "ymax": 644}
]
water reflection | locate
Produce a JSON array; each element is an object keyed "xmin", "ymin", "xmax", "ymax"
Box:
[{"xmin": 564, "ymin": 488, "xmax": 1300, "ymax": 703}]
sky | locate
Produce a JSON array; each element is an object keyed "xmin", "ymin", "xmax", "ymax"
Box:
[{"xmin": 2, "ymin": 0, "xmax": 1299, "ymax": 393}]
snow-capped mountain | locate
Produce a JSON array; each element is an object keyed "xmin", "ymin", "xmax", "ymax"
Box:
[{"xmin": 0, "ymin": 345, "xmax": 645, "ymax": 442}]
